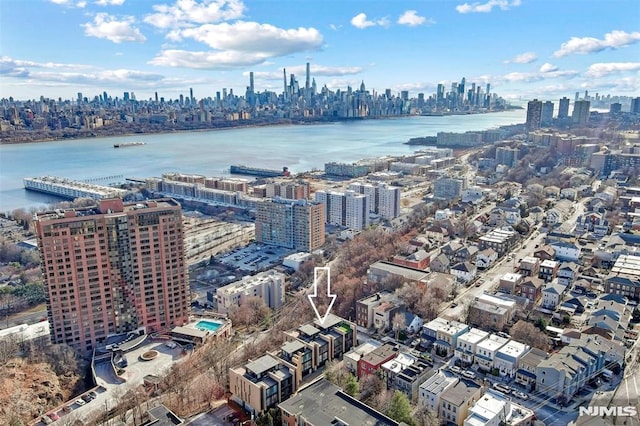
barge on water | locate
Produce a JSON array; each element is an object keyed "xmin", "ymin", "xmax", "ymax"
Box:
[
  {"xmin": 229, "ymin": 165, "xmax": 290, "ymax": 178},
  {"xmin": 114, "ymin": 141, "xmax": 146, "ymax": 148}
]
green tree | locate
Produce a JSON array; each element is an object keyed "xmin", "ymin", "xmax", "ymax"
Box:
[
  {"xmin": 344, "ymin": 374, "xmax": 359, "ymax": 397},
  {"xmin": 385, "ymin": 391, "xmax": 414, "ymax": 425}
]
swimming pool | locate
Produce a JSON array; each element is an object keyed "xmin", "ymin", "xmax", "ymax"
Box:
[{"xmin": 195, "ymin": 320, "xmax": 222, "ymax": 332}]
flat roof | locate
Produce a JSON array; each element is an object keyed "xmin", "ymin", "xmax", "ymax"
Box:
[
  {"xmin": 281, "ymin": 340, "xmax": 306, "ymax": 354},
  {"xmin": 246, "ymin": 354, "xmax": 280, "ymax": 375},
  {"xmin": 171, "ymin": 326, "xmax": 208, "ymax": 339}
]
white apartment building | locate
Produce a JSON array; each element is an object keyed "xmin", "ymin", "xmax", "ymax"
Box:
[
  {"xmin": 494, "ymin": 340, "xmax": 530, "ymax": 378},
  {"xmin": 315, "ymin": 190, "xmax": 370, "ymax": 231},
  {"xmin": 455, "ymin": 328, "xmax": 490, "ymax": 367},
  {"xmin": 475, "ymin": 334, "xmax": 509, "ymax": 372},
  {"xmin": 216, "ymin": 270, "xmax": 286, "ymax": 314},
  {"xmin": 349, "ymin": 182, "xmax": 401, "ymax": 220}
]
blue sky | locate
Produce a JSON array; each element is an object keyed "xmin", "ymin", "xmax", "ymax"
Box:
[{"xmin": 1, "ymin": 0, "xmax": 639, "ymax": 101}]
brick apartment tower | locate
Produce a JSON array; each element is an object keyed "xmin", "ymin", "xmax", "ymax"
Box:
[{"xmin": 34, "ymin": 198, "xmax": 189, "ymax": 354}]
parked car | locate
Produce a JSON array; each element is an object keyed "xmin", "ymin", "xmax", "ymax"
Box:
[
  {"xmin": 82, "ymin": 394, "xmax": 92, "ymax": 403},
  {"xmin": 41, "ymin": 415, "xmax": 53, "ymax": 425},
  {"xmin": 449, "ymin": 365, "xmax": 462, "ymax": 374},
  {"xmin": 493, "ymin": 383, "xmax": 511, "ymax": 394},
  {"xmin": 513, "ymin": 391, "xmax": 529, "ymax": 400},
  {"xmin": 462, "ymin": 370, "xmax": 477, "ymax": 379},
  {"xmin": 48, "ymin": 412, "xmax": 60, "ymax": 421},
  {"xmin": 88, "ymin": 390, "xmax": 98, "ymax": 399},
  {"xmin": 165, "ymin": 341, "xmax": 177, "ymax": 349},
  {"xmin": 75, "ymin": 398, "xmax": 86, "ymax": 406}
]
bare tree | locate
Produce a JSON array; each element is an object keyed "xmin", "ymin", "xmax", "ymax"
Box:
[{"xmin": 392, "ymin": 312, "xmax": 407, "ymax": 341}]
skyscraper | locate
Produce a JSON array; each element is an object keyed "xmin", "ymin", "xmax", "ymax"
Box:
[
  {"xmin": 631, "ymin": 97, "xmax": 640, "ymax": 114},
  {"xmin": 541, "ymin": 101, "xmax": 554, "ymax": 126},
  {"xmin": 572, "ymin": 100, "xmax": 591, "ymax": 125},
  {"xmin": 314, "ymin": 190, "xmax": 370, "ymax": 231},
  {"xmin": 526, "ymin": 99, "xmax": 543, "ymax": 131},
  {"xmin": 305, "ymin": 62, "xmax": 310, "ymax": 91},
  {"xmin": 255, "ymin": 198, "xmax": 325, "ymax": 251},
  {"xmin": 558, "ymin": 97, "xmax": 570, "ymax": 119},
  {"xmin": 348, "ymin": 182, "xmax": 401, "ymax": 220},
  {"xmin": 34, "ymin": 198, "xmax": 189, "ymax": 354}
]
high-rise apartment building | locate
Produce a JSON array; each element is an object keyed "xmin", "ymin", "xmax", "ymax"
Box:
[
  {"xmin": 34, "ymin": 198, "xmax": 189, "ymax": 354},
  {"xmin": 495, "ymin": 147, "xmax": 519, "ymax": 168},
  {"xmin": 558, "ymin": 97, "xmax": 570, "ymax": 119},
  {"xmin": 348, "ymin": 182, "xmax": 401, "ymax": 220},
  {"xmin": 315, "ymin": 190, "xmax": 370, "ymax": 231},
  {"xmin": 541, "ymin": 101, "xmax": 554, "ymax": 126},
  {"xmin": 265, "ymin": 179, "xmax": 309, "ymax": 200},
  {"xmin": 631, "ymin": 97, "xmax": 640, "ymax": 114},
  {"xmin": 572, "ymin": 100, "xmax": 591, "ymax": 125},
  {"xmin": 255, "ymin": 198, "xmax": 325, "ymax": 252},
  {"xmin": 525, "ymin": 99, "xmax": 543, "ymax": 131},
  {"xmin": 433, "ymin": 177, "xmax": 466, "ymax": 200}
]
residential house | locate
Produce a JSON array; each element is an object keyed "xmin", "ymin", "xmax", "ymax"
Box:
[
  {"xmin": 498, "ymin": 273, "xmax": 523, "ymax": 294},
  {"xmin": 395, "ymin": 360, "xmax": 434, "ymax": 403},
  {"xmin": 464, "ymin": 390, "xmax": 536, "ymax": 426},
  {"xmin": 538, "ymin": 260, "xmax": 560, "ymax": 282},
  {"xmin": 542, "ymin": 282, "xmax": 567, "ymax": 310},
  {"xmin": 515, "ymin": 348, "xmax": 549, "ymax": 391},
  {"xmin": 344, "ymin": 340, "xmax": 381, "ymax": 374},
  {"xmin": 358, "ymin": 343, "xmax": 400, "ymax": 378},
  {"xmin": 476, "ymin": 248, "xmax": 498, "ymax": 269},
  {"xmin": 455, "ymin": 245, "xmax": 480, "ymax": 264},
  {"xmin": 439, "ymin": 379, "xmax": 483, "ymax": 426},
  {"xmin": 430, "ymin": 253, "xmax": 451, "ymax": 273},
  {"xmin": 550, "ymin": 241, "xmax": 581, "ymax": 263},
  {"xmin": 356, "ymin": 291, "xmax": 398, "ymax": 329},
  {"xmin": 373, "ymin": 301, "xmax": 403, "ymax": 331},
  {"xmin": 519, "ymin": 277, "xmax": 543, "ymax": 303},
  {"xmin": 435, "ymin": 320, "xmax": 470, "ymax": 358},
  {"xmin": 557, "ymin": 262, "xmax": 579, "ymax": 286},
  {"xmin": 469, "ymin": 301, "xmax": 510, "ymax": 331},
  {"xmin": 442, "ymin": 241, "xmax": 464, "ymax": 262},
  {"xmin": 279, "ymin": 379, "xmax": 399, "ymax": 426},
  {"xmin": 425, "ymin": 225, "xmax": 449, "ymax": 243},
  {"xmin": 406, "ymin": 313, "xmax": 424, "ymax": 334},
  {"xmin": 560, "ymin": 187, "xmax": 577, "ymax": 201},
  {"xmin": 581, "ymin": 294, "xmax": 630, "ymax": 342},
  {"xmin": 494, "ymin": 340, "xmax": 531, "ymax": 378},
  {"xmin": 605, "ymin": 254, "xmax": 640, "ymax": 300},
  {"xmin": 455, "ymin": 328, "xmax": 490, "ymax": 367},
  {"xmin": 475, "ymin": 334, "xmax": 509, "ymax": 373},
  {"xmin": 535, "ymin": 337, "xmax": 607, "ymax": 404},
  {"xmin": 518, "ymin": 256, "xmax": 540, "ymax": 278},
  {"xmin": 475, "ymin": 293, "xmax": 518, "ymax": 323},
  {"xmin": 574, "ymin": 212, "xmax": 609, "ymax": 238},
  {"xmin": 534, "ymin": 246, "xmax": 556, "ymax": 261},
  {"xmin": 544, "ymin": 185, "xmax": 561, "ymax": 198},
  {"xmin": 392, "ymin": 249, "xmax": 430, "ymax": 270},
  {"xmin": 381, "ymin": 352, "xmax": 416, "ymax": 389},
  {"xmin": 419, "ymin": 370, "xmax": 458, "ymax": 413},
  {"xmin": 451, "ymin": 262, "xmax": 478, "ymax": 283}
]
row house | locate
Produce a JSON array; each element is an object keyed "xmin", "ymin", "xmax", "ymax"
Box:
[
  {"xmin": 475, "ymin": 334, "xmax": 509, "ymax": 373},
  {"xmin": 451, "ymin": 261, "xmax": 477, "ymax": 283},
  {"xmin": 455, "ymin": 328, "xmax": 490, "ymax": 367},
  {"xmin": 344, "ymin": 340, "xmax": 382, "ymax": 373},
  {"xmin": 541, "ymin": 282, "xmax": 568, "ymax": 310},
  {"xmin": 493, "ymin": 340, "xmax": 530, "ymax": 378},
  {"xmin": 478, "ymin": 228, "xmax": 518, "ymax": 257},
  {"xmin": 464, "ymin": 390, "xmax": 536, "ymax": 426},
  {"xmin": 423, "ymin": 317, "xmax": 469, "ymax": 358},
  {"xmin": 538, "ymin": 259, "xmax": 560, "ymax": 282},
  {"xmin": 439, "ymin": 379, "xmax": 483, "ymax": 426},
  {"xmin": 520, "ymin": 277, "xmax": 544, "ymax": 303},
  {"xmin": 514, "ymin": 347, "xmax": 550, "ymax": 391},
  {"xmin": 605, "ymin": 254, "xmax": 640, "ymax": 300},
  {"xmin": 395, "ymin": 360, "xmax": 434, "ymax": 403},
  {"xmin": 518, "ymin": 256, "xmax": 540, "ymax": 278},
  {"xmin": 498, "ymin": 273, "xmax": 524, "ymax": 294},
  {"xmin": 536, "ymin": 337, "xmax": 607, "ymax": 403},
  {"xmin": 358, "ymin": 343, "xmax": 400, "ymax": 378},
  {"xmin": 557, "ymin": 262, "xmax": 579, "ymax": 285},
  {"xmin": 419, "ymin": 370, "xmax": 459, "ymax": 414},
  {"xmin": 382, "ymin": 352, "xmax": 416, "ymax": 389}
]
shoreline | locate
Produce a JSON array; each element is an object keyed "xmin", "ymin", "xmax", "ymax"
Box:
[{"xmin": 0, "ymin": 108, "xmax": 522, "ymax": 146}]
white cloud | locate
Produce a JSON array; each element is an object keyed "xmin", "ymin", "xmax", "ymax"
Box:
[
  {"xmin": 149, "ymin": 49, "xmax": 269, "ymax": 69},
  {"xmin": 585, "ymin": 62, "xmax": 640, "ymax": 77},
  {"xmin": 83, "ymin": 13, "xmax": 146, "ymax": 43},
  {"xmin": 553, "ymin": 30, "xmax": 640, "ymax": 57},
  {"xmin": 504, "ymin": 52, "xmax": 537, "ymax": 64},
  {"xmin": 397, "ymin": 10, "xmax": 434, "ymax": 27},
  {"xmin": 144, "ymin": 0, "xmax": 245, "ymax": 29},
  {"xmin": 539, "ymin": 62, "xmax": 558, "ymax": 73},
  {"xmin": 95, "ymin": 0, "xmax": 125, "ymax": 5},
  {"xmin": 178, "ymin": 21, "xmax": 323, "ymax": 55},
  {"xmin": 49, "ymin": 0, "xmax": 87, "ymax": 7},
  {"xmin": 350, "ymin": 13, "xmax": 390, "ymax": 29},
  {"xmin": 329, "ymin": 24, "xmax": 342, "ymax": 31},
  {"xmin": 456, "ymin": 0, "xmax": 521, "ymax": 14}
]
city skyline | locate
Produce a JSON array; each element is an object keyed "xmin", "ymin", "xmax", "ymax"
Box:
[{"xmin": 1, "ymin": 0, "xmax": 639, "ymax": 101}]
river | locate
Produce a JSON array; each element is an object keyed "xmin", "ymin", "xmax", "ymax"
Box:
[{"xmin": 0, "ymin": 109, "xmax": 525, "ymax": 212}]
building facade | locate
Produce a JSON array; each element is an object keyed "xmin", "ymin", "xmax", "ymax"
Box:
[
  {"xmin": 34, "ymin": 198, "xmax": 189, "ymax": 354},
  {"xmin": 255, "ymin": 198, "xmax": 325, "ymax": 251}
]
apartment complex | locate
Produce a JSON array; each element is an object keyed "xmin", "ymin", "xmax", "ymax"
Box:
[
  {"xmin": 265, "ymin": 179, "xmax": 310, "ymax": 200},
  {"xmin": 314, "ymin": 190, "xmax": 370, "ymax": 231},
  {"xmin": 348, "ymin": 182, "xmax": 401, "ymax": 220},
  {"xmin": 433, "ymin": 177, "xmax": 466, "ymax": 200},
  {"xmin": 34, "ymin": 198, "xmax": 189, "ymax": 354},
  {"xmin": 255, "ymin": 198, "xmax": 325, "ymax": 252},
  {"xmin": 215, "ymin": 270, "xmax": 286, "ymax": 314}
]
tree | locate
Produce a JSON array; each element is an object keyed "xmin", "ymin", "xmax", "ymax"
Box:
[
  {"xmin": 510, "ymin": 320, "xmax": 549, "ymax": 351},
  {"xmin": 392, "ymin": 312, "xmax": 407, "ymax": 341},
  {"xmin": 344, "ymin": 374, "xmax": 359, "ymax": 397},
  {"xmin": 385, "ymin": 391, "xmax": 414, "ymax": 425},
  {"xmin": 414, "ymin": 406, "xmax": 439, "ymax": 426}
]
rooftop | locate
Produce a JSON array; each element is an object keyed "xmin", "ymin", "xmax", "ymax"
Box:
[
  {"xmin": 440, "ymin": 378, "xmax": 481, "ymax": 406},
  {"xmin": 246, "ymin": 354, "xmax": 280, "ymax": 376}
]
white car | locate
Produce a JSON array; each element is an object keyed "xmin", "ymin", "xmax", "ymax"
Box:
[
  {"xmin": 513, "ymin": 391, "xmax": 529, "ymax": 400},
  {"xmin": 75, "ymin": 398, "xmax": 86, "ymax": 406},
  {"xmin": 449, "ymin": 365, "xmax": 462, "ymax": 374},
  {"xmin": 462, "ymin": 370, "xmax": 477, "ymax": 379},
  {"xmin": 165, "ymin": 341, "xmax": 177, "ymax": 349}
]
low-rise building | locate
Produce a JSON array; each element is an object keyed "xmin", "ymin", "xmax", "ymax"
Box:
[
  {"xmin": 542, "ymin": 282, "xmax": 567, "ymax": 309},
  {"xmin": 515, "ymin": 347, "xmax": 549, "ymax": 391},
  {"xmin": 476, "ymin": 248, "xmax": 498, "ymax": 269},
  {"xmin": 439, "ymin": 379, "xmax": 483, "ymax": 426},
  {"xmin": 455, "ymin": 328, "xmax": 490, "ymax": 367},
  {"xmin": 557, "ymin": 262, "xmax": 579, "ymax": 286},
  {"xmin": 498, "ymin": 273, "xmax": 524, "ymax": 294},
  {"xmin": 279, "ymin": 379, "xmax": 399, "ymax": 426},
  {"xmin": 419, "ymin": 370, "xmax": 459, "ymax": 413},
  {"xmin": 475, "ymin": 334, "xmax": 509, "ymax": 373},
  {"xmin": 519, "ymin": 277, "xmax": 543, "ymax": 303},
  {"xmin": 451, "ymin": 261, "xmax": 478, "ymax": 283},
  {"xmin": 518, "ymin": 257, "xmax": 540, "ymax": 278},
  {"xmin": 395, "ymin": 360, "xmax": 434, "ymax": 403},
  {"xmin": 550, "ymin": 241, "xmax": 581, "ymax": 263},
  {"xmin": 216, "ymin": 270, "xmax": 286, "ymax": 314},
  {"xmin": 538, "ymin": 260, "xmax": 560, "ymax": 282},
  {"xmin": 494, "ymin": 340, "xmax": 530, "ymax": 378},
  {"xmin": 479, "ymin": 229, "xmax": 518, "ymax": 257},
  {"xmin": 343, "ymin": 340, "xmax": 382, "ymax": 373},
  {"xmin": 355, "ymin": 291, "xmax": 399, "ymax": 329},
  {"xmin": 392, "ymin": 249, "xmax": 430, "ymax": 270},
  {"xmin": 464, "ymin": 389, "xmax": 535, "ymax": 426},
  {"xmin": 358, "ymin": 343, "xmax": 400, "ymax": 378},
  {"xmin": 605, "ymin": 255, "xmax": 640, "ymax": 300},
  {"xmin": 435, "ymin": 320, "xmax": 470, "ymax": 358}
]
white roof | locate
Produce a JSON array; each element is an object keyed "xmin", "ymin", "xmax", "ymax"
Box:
[{"xmin": 476, "ymin": 334, "xmax": 509, "ymax": 353}]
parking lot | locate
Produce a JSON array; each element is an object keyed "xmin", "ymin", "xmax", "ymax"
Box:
[{"xmin": 217, "ymin": 242, "xmax": 294, "ymax": 273}]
